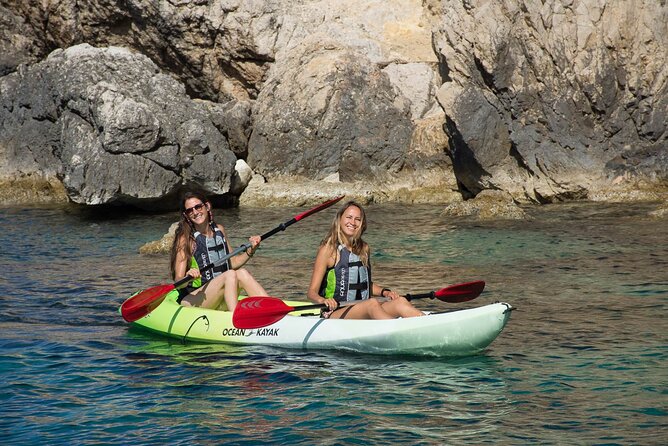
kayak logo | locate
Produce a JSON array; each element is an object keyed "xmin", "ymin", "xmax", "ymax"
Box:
[
  {"xmin": 221, "ymin": 328, "xmax": 280, "ymax": 337},
  {"xmin": 252, "ymin": 328, "xmax": 279, "ymax": 336},
  {"xmin": 222, "ymin": 328, "xmax": 246, "ymax": 336}
]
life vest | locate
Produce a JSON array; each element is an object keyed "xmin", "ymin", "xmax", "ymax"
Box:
[
  {"xmin": 319, "ymin": 244, "xmax": 371, "ymax": 302},
  {"xmin": 190, "ymin": 224, "xmax": 231, "ymax": 288}
]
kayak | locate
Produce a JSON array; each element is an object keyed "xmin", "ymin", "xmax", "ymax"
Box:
[{"xmin": 123, "ymin": 290, "xmax": 513, "ymax": 356}]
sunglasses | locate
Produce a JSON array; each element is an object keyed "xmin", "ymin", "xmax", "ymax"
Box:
[{"xmin": 184, "ymin": 203, "xmax": 206, "ymax": 216}]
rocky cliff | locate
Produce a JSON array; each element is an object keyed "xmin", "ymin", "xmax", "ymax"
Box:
[{"xmin": 1, "ymin": 0, "xmax": 666, "ymax": 209}]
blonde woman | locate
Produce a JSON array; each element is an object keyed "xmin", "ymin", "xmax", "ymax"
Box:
[{"xmin": 307, "ymin": 201, "xmax": 423, "ymax": 319}]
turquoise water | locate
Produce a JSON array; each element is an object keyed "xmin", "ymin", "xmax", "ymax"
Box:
[{"xmin": 1, "ymin": 202, "xmax": 666, "ymax": 444}]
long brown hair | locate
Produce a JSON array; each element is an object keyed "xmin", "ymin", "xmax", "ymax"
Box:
[
  {"xmin": 169, "ymin": 191, "xmax": 215, "ymax": 279},
  {"xmin": 320, "ymin": 201, "xmax": 369, "ymax": 265}
]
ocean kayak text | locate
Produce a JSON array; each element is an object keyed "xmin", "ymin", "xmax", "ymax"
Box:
[{"xmin": 221, "ymin": 328, "xmax": 280, "ymax": 337}]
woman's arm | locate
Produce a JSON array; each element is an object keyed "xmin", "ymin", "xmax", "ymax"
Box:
[
  {"xmin": 221, "ymin": 225, "xmax": 259, "ymax": 270},
  {"xmin": 372, "ymin": 282, "xmax": 398, "ymax": 299},
  {"xmin": 173, "ymin": 235, "xmax": 199, "ymax": 281},
  {"xmin": 307, "ymin": 245, "xmax": 337, "ymax": 310}
]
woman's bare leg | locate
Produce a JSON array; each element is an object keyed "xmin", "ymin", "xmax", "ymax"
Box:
[
  {"xmin": 220, "ymin": 270, "xmax": 240, "ymax": 311},
  {"xmin": 235, "ymin": 268, "xmax": 267, "ymax": 297},
  {"xmin": 180, "ymin": 270, "xmax": 238, "ymax": 310},
  {"xmin": 329, "ymin": 298, "xmax": 394, "ymax": 320},
  {"xmin": 381, "ymin": 297, "xmax": 424, "ymax": 318}
]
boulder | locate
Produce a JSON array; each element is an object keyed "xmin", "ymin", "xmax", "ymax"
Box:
[{"xmin": 0, "ymin": 44, "xmax": 237, "ymax": 209}]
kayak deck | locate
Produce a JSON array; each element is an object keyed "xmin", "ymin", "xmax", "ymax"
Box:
[{"xmin": 125, "ymin": 291, "xmax": 512, "ymax": 357}]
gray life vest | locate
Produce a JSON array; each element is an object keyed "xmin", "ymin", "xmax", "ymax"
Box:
[
  {"xmin": 319, "ymin": 244, "xmax": 371, "ymax": 302},
  {"xmin": 192, "ymin": 224, "xmax": 231, "ymax": 286}
]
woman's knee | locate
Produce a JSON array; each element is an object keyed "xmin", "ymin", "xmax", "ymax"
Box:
[
  {"xmin": 220, "ymin": 270, "xmax": 238, "ymax": 285},
  {"xmin": 395, "ymin": 296, "xmax": 411, "ymax": 306},
  {"xmin": 235, "ymin": 268, "xmax": 252, "ymax": 280},
  {"xmin": 236, "ymin": 268, "xmax": 258, "ymax": 286}
]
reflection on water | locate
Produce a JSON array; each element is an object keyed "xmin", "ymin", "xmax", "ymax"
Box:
[{"xmin": 1, "ymin": 201, "xmax": 666, "ymax": 444}]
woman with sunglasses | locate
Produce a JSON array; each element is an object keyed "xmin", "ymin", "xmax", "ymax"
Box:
[{"xmin": 169, "ymin": 191, "xmax": 267, "ymax": 311}]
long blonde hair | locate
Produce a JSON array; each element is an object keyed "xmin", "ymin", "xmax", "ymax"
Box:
[{"xmin": 321, "ymin": 201, "xmax": 370, "ymax": 266}]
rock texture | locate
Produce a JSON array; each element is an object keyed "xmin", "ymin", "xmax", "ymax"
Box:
[
  {"xmin": 432, "ymin": 0, "xmax": 667, "ymax": 202},
  {"xmin": 0, "ymin": 44, "xmax": 244, "ymax": 209},
  {"xmin": 442, "ymin": 190, "xmax": 529, "ymax": 220},
  {"xmin": 248, "ymin": 42, "xmax": 413, "ymax": 182},
  {"xmin": 0, "ymin": 0, "xmax": 666, "ymax": 209}
]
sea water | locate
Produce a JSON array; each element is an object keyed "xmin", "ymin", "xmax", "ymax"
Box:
[{"xmin": 1, "ymin": 202, "xmax": 666, "ymax": 445}]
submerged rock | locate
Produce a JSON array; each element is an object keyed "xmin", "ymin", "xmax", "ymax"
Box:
[
  {"xmin": 139, "ymin": 222, "xmax": 178, "ymax": 255},
  {"xmin": 239, "ymin": 173, "xmax": 462, "ymax": 207},
  {"xmin": 0, "ymin": 174, "xmax": 68, "ymax": 205},
  {"xmin": 442, "ymin": 190, "xmax": 529, "ymax": 220},
  {"xmin": 648, "ymin": 201, "xmax": 668, "ymax": 219}
]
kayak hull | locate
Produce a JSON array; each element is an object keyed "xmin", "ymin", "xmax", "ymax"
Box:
[{"xmin": 124, "ymin": 291, "xmax": 512, "ymax": 356}]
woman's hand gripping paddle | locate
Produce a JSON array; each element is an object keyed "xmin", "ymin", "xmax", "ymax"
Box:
[
  {"xmin": 120, "ymin": 195, "xmax": 345, "ymax": 322},
  {"xmin": 232, "ymin": 280, "xmax": 486, "ymax": 329}
]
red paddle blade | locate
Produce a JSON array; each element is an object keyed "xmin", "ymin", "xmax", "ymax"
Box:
[
  {"xmin": 120, "ymin": 284, "xmax": 175, "ymax": 322},
  {"xmin": 232, "ymin": 296, "xmax": 295, "ymax": 329},
  {"xmin": 294, "ymin": 196, "xmax": 345, "ymax": 221},
  {"xmin": 434, "ymin": 280, "xmax": 485, "ymax": 303}
]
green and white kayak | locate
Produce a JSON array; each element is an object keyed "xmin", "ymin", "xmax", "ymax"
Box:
[{"xmin": 124, "ymin": 291, "xmax": 512, "ymax": 356}]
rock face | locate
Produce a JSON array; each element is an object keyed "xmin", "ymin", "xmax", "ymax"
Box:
[
  {"xmin": 248, "ymin": 42, "xmax": 413, "ymax": 182},
  {"xmin": 0, "ymin": 44, "xmax": 241, "ymax": 209},
  {"xmin": 0, "ymin": 0, "xmax": 666, "ymax": 208},
  {"xmin": 432, "ymin": 0, "xmax": 667, "ymax": 202}
]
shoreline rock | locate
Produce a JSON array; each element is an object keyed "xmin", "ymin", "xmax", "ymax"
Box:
[
  {"xmin": 139, "ymin": 222, "xmax": 178, "ymax": 255},
  {"xmin": 442, "ymin": 190, "xmax": 530, "ymax": 220},
  {"xmin": 238, "ymin": 172, "xmax": 463, "ymax": 207},
  {"xmin": 0, "ymin": 174, "xmax": 68, "ymax": 205}
]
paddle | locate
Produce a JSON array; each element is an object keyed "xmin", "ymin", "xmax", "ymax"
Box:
[
  {"xmin": 232, "ymin": 280, "xmax": 485, "ymax": 329},
  {"xmin": 120, "ymin": 195, "xmax": 345, "ymax": 322},
  {"xmin": 405, "ymin": 280, "xmax": 485, "ymax": 303}
]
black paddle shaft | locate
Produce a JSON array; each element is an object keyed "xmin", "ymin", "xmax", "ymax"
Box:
[
  {"xmin": 405, "ymin": 291, "xmax": 436, "ymax": 301},
  {"xmin": 214, "ymin": 219, "xmax": 298, "ymax": 269},
  {"xmin": 258, "ymin": 219, "xmax": 295, "ymax": 241}
]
